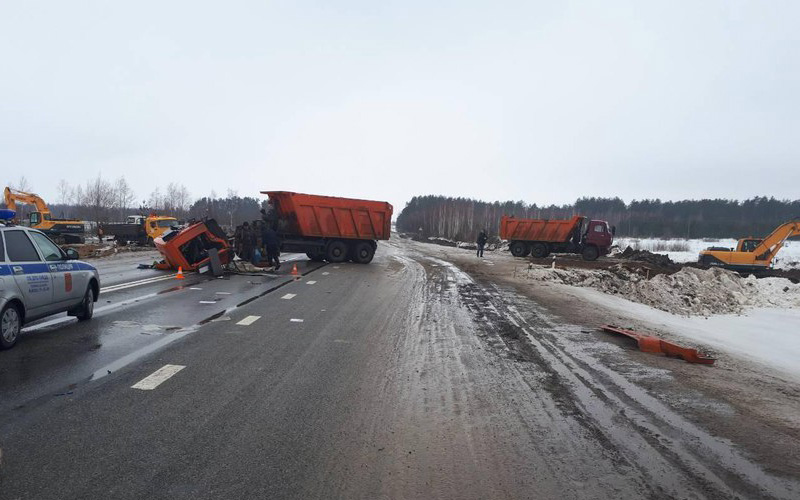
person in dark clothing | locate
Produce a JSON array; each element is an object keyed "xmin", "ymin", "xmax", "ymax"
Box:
[
  {"xmin": 261, "ymin": 201, "xmax": 279, "ymax": 231},
  {"xmin": 476, "ymin": 229, "xmax": 488, "ymax": 257},
  {"xmin": 240, "ymin": 222, "xmax": 254, "ymax": 262},
  {"xmin": 262, "ymin": 225, "xmax": 281, "ymax": 269}
]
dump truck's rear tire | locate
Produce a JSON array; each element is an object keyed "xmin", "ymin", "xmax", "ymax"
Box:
[
  {"xmin": 581, "ymin": 246, "xmax": 599, "ymax": 261},
  {"xmin": 531, "ymin": 242, "xmax": 548, "ymax": 258},
  {"xmin": 326, "ymin": 240, "xmax": 348, "ymax": 263},
  {"xmin": 353, "ymin": 241, "xmax": 375, "ymax": 264},
  {"xmin": 510, "ymin": 241, "xmax": 529, "ymax": 257}
]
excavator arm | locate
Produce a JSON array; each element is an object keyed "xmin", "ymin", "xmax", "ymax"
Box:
[
  {"xmin": 3, "ymin": 187, "xmax": 51, "ymax": 216},
  {"xmin": 752, "ymin": 219, "xmax": 800, "ymax": 263}
]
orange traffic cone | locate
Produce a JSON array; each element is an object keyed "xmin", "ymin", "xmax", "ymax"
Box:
[
  {"xmin": 176, "ymin": 266, "xmax": 185, "ymax": 280},
  {"xmin": 291, "ymin": 263, "xmax": 299, "ymax": 277}
]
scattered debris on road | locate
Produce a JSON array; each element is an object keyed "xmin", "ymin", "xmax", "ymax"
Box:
[{"xmin": 601, "ymin": 325, "xmax": 716, "ymax": 364}]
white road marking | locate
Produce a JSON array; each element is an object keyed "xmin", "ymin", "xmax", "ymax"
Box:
[
  {"xmin": 236, "ymin": 315, "xmax": 261, "ymax": 326},
  {"xmin": 281, "ymin": 293, "xmax": 296, "ymax": 300},
  {"xmin": 333, "ymin": 266, "xmax": 340, "ymax": 269},
  {"xmin": 100, "ymin": 273, "xmax": 178, "ymax": 293},
  {"xmin": 306, "ymin": 281, "xmax": 317, "ymax": 285},
  {"xmin": 215, "ymin": 291, "xmax": 232, "ymax": 295},
  {"xmin": 189, "ymin": 287, "xmax": 203, "ymax": 290},
  {"xmin": 290, "ymin": 318, "xmax": 304, "ymax": 323},
  {"xmin": 131, "ymin": 364, "xmax": 185, "ymax": 390},
  {"xmin": 322, "ymin": 272, "xmax": 330, "ymax": 275},
  {"xmin": 199, "ymin": 300, "xmax": 216, "ymax": 304}
]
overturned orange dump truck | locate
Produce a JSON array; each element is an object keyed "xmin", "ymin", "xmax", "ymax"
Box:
[
  {"xmin": 262, "ymin": 191, "xmax": 393, "ymax": 263},
  {"xmin": 154, "ymin": 219, "xmax": 233, "ymax": 271}
]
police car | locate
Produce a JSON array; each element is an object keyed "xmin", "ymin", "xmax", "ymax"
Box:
[{"xmin": 1, "ymin": 209, "xmax": 100, "ymax": 349}]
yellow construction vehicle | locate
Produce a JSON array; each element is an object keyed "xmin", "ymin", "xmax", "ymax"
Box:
[
  {"xmin": 98, "ymin": 214, "xmax": 179, "ymax": 246},
  {"xmin": 698, "ymin": 219, "xmax": 800, "ymax": 272},
  {"xmin": 3, "ymin": 187, "xmax": 86, "ymax": 244}
]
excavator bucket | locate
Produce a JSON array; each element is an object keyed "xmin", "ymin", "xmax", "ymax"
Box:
[{"xmin": 600, "ymin": 325, "xmax": 716, "ymax": 365}]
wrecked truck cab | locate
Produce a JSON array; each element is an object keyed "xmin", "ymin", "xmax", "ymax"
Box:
[{"xmin": 153, "ymin": 219, "xmax": 232, "ymax": 272}]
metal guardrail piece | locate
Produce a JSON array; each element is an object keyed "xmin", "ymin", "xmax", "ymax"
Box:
[{"xmin": 600, "ymin": 325, "xmax": 716, "ymax": 365}]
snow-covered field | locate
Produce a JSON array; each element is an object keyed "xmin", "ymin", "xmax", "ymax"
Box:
[
  {"xmin": 615, "ymin": 237, "xmax": 800, "ymax": 269},
  {"xmin": 563, "ymin": 285, "xmax": 800, "ymax": 380}
]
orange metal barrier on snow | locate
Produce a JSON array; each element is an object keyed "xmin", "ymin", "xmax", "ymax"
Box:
[{"xmin": 600, "ymin": 325, "xmax": 716, "ymax": 365}]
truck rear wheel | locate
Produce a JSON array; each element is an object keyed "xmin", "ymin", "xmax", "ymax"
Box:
[
  {"xmin": 510, "ymin": 241, "xmax": 530, "ymax": 257},
  {"xmin": 353, "ymin": 242, "xmax": 375, "ymax": 264},
  {"xmin": 531, "ymin": 243, "xmax": 548, "ymax": 258},
  {"xmin": 326, "ymin": 240, "xmax": 348, "ymax": 263},
  {"xmin": 581, "ymin": 246, "xmax": 599, "ymax": 261}
]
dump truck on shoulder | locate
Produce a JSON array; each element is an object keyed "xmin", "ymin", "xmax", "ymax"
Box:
[
  {"xmin": 500, "ymin": 215, "xmax": 614, "ymax": 261},
  {"xmin": 262, "ymin": 191, "xmax": 393, "ymax": 264}
]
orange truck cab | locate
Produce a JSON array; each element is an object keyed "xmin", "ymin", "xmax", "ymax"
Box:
[
  {"xmin": 500, "ymin": 215, "xmax": 614, "ymax": 261},
  {"xmin": 153, "ymin": 219, "xmax": 232, "ymax": 272}
]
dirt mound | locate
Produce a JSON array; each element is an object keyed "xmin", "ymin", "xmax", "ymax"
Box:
[
  {"xmin": 619, "ymin": 246, "xmax": 679, "ymax": 269},
  {"xmin": 526, "ymin": 265, "xmax": 800, "ymax": 316}
]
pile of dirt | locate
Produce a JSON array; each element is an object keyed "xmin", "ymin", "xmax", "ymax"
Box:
[
  {"xmin": 618, "ymin": 246, "xmax": 680, "ymax": 269},
  {"xmin": 526, "ymin": 265, "xmax": 800, "ymax": 316}
]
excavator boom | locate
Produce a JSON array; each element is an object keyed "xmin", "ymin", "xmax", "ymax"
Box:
[
  {"xmin": 699, "ymin": 218, "xmax": 800, "ymax": 272},
  {"xmin": 3, "ymin": 186, "xmax": 85, "ymax": 244},
  {"xmin": 3, "ymin": 187, "xmax": 51, "ymax": 215}
]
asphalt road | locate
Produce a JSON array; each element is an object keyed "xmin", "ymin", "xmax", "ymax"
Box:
[{"xmin": 0, "ymin": 241, "xmax": 798, "ymax": 499}]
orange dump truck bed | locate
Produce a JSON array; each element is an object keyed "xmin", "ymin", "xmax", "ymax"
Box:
[
  {"xmin": 499, "ymin": 215, "xmax": 582, "ymax": 243},
  {"xmin": 262, "ymin": 191, "xmax": 392, "ymax": 240},
  {"xmin": 260, "ymin": 191, "xmax": 393, "ymax": 264}
]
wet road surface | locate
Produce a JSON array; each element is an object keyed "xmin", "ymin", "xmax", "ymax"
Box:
[{"xmin": 0, "ymin": 241, "xmax": 798, "ymax": 499}]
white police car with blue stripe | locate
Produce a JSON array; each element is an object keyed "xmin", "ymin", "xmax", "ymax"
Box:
[{"xmin": 1, "ymin": 209, "xmax": 100, "ymax": 349}]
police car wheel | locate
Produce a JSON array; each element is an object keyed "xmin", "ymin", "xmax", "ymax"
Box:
[
  {"xmin": 76, "ymin": 288, "xmax": 94, "ymax": 321},
  {"xmin": 0, "ymin": 304, "xmax": 21, "ymax": 349}
]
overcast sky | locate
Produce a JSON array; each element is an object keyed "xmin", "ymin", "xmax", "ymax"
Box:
[{"xmin": 1, "ymin": 1, "xmax": 798, "ymax": 213}]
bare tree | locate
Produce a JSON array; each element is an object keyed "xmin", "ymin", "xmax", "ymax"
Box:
[
  {"xmin": 8, "ymin": 176, "xmax": 32, "ymax": 192},
  {"xmin": 82, "ymin": 174, "xmax": 114, "ymax": 224},
  {"xmin": 148, "ymin": 187, "xmax": 164, "ymax": 211},
  {"xmin": 56, "ymin": 179, "xmax": 73, "ymax": 205},
  {"xmin": 113, "ymin": 176, "xmax": 136, "ymax": 220}
]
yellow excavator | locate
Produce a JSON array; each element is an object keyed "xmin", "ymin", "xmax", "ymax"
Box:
[
  {"xmin": 698, "ymin": 219, "xmax": 800, "ymax": 272},
  {"xmin": 3, "ymin": 187, "xmax": 86, "ymax": 244}
]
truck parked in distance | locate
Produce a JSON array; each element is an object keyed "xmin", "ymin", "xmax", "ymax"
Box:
[
  {"xmin": 261, "ymin": 191, "xmax": 393, "ymax": 264},
  {"xmin": 500, "ymin": 215, "xmax": 614, "ymax": 261},
  {"xmin": 98, "ymin": 215, "xmax": 178, "ymax": 246}
]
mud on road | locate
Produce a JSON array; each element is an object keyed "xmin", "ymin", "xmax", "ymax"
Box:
[{"xmin": 396, "ymin": 238, "xmax": 800, "ymax": 499}]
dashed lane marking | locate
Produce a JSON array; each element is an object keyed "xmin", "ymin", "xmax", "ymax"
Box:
[
  {"xmin": 236, "ymin": 315, "xmax": 261, "ymax": 326},
  {"xmin": 132, "ymin": 364, "xmax": 185, "ymax": 390},
  {"xmin": 306, "ymin": 281, "xmax": 317, "ymax": 285},
  {"xmin": 290, "ymin": 318, "xmax": 304, "ymax": 323},
  {"xmin": 199, "ymin": 300, "xmax": 217, "ymax": 304},
  {"xmin": 281, "ymin": 293, "xmax": 296, "ymax": 300},
  {"xmin": 189, "ymin": 287, "xmax": 203, "ymax": 290},
  {"xmin": 215, "ymin": 291, "xmax": 232, "ymax": 295},
  {"xmin": 322, "ymin": 272, "xmax": 330, "ymax": 275}
]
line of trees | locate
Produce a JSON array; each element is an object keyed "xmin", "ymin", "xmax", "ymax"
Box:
[
  {"xmin": 4, "ymin": 175, "xmax": 266, "ymax": 229},
  {"xmin": 396, "ymin": 195, "xmax": 800, "ymax": 241}
]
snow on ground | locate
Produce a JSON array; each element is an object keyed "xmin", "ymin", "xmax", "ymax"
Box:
[
  {"xmin": 615, "ymin": 237, "xmax": 800, "ymax": 269},
  {"xmin": 560, "ymin": 285, "xmax": 800, "ymax": 380},
  {"xmin": 525, "ymin": 265, "xmax": 800, "ymax": 316}
]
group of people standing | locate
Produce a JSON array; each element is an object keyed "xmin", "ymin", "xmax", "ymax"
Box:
[{"xmin": 234, "ymin": 202, "xmax": 281, "ymax": 269}]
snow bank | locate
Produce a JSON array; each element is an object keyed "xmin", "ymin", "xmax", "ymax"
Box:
[
  {"xmin": 615, "ymin": 238, "xmax": 800, "ymax": 269},
  {"xmin": 562, "ymin": 286, "xmax": 800, "ymax": 380},
  {"xmin": 527, "ymin": 265, "xmax": 800, "ymax": 316}
]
